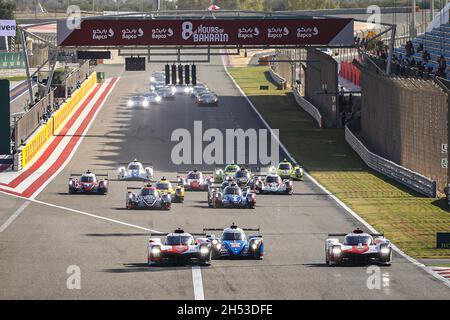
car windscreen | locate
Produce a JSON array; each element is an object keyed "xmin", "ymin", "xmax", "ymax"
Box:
[
  {"xmin": 165, "ymin": 235, "xmax": 193, "ymax": 245},
  {"xmin": 343, "ymin": 235, "xmax": 372, "ymax": 245},
  {"xmin": 224, "ymin": 187, "xmax": 241, "ymax": 195},
  {"xmin": 222, "ymin": 232, "xmax": 245, "ymax": 240},
  {"xmin": 141, "ymin": 188, "xmax": 157, "ymax": 196},
  {"xmin": 278, "ymin": 163, "xmax": 291, "ymax": 170},
  {"xmin": 236, "ymin": 171, "xmax": 249, "ymax": 178},
  {"xmin": 128, "ymin": 164, "xmax": 140, "ymax": 170},
  {"xmin": 80, "ymin": 176, "xmax": 94, "ymax": 183},
  {"xmin": 187, "ymin": 173, "xmax": 201, "ymax": 179},
  {"xmin": 156, "ymin": 182, "xmax": 170, "ymax": 190},
  {"xmin": 265, "ymin": 176, "xmax": 280, "ymax": 183},
  {"xmin": 225, "ymin": 165, "xmax": 238, "ymax": 172}
]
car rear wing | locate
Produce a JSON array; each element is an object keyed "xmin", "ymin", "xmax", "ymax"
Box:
[
  {"xmin": 69, "ymin": 173, "xmax": 109, "ymax": 178},
  {"xmin": 203, "ymin": 226, "xmax": 261, "ymax": 232},
  {"xmin": 328, "ymin": 233, "xmax": 384, "ymax": 237},
  {"xmin": 118, "ymin": 162, "xmax": 153, "ymax": 166},
  {"xmin": 150, "ymin": 232, "xmax": 207, "ymax": 237},
  {"xmin": 177, "ymin": 171, "xmax": 214, "ymax": 175}
]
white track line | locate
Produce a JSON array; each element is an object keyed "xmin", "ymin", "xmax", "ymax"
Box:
[
  {"xmin": 221, "ymin": 55, "xmax": 450, "ymax": 290},
  {"xmin": 0, "ymin": 190, "xmax": 161, "ymax": 233},
  {"xmin": 0, "ymin": 201, "xmax": 30, "ymax": 233},
  {"xmin": 192, "ymin": 266, "xmax": 205, "ymax": 300}
]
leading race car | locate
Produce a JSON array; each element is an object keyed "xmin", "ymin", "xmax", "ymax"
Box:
[
  {"xmin": 276, "ymin": 158, "xmax": 304, "ymax": 181},
  {"xmin": 252, "ymin": 174, "xmax": 293, "ymax": 195},
  {"xmin": 147, "ymin": 228, "xmax": 212, "ymax": 266},
  {"xmin": 68, "ymin": 171, "xmax": 108, "ymax": 194},
  {"xmin": 204, "ymin": 223, "xmax": 264, "ymax": 259},
  {"xmin": 208, "ymin": 182, "xmax": 256, "ymax": 208},
  {"xmin": 325, "ymin": 228, "xmax": 392, "ymax": 266},
  {"xmin": 117, "ymin": 159, "xmax": 153, "ymax": 181},
  {"xmin": 177, "ymin": 169, "xmax": 213, "ymax": 191},
  {"xmin": 156, "ymin": 86, "xmax": 175, "ymax": 99},
  {"xmin": 155, "ymin": 177, "xmax": 185, "ymax": 203},
  {"xmin": 126, "ymin": 185, "xmax": 172, "ymax": 210}
]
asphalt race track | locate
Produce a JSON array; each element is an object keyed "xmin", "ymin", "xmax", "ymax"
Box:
[{"xmin": 0, "ymin": 55, "xmax": 449, "ymax": 299}]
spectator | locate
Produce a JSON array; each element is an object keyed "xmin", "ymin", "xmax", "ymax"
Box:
[
  {"xmin": 405, "ymin": 41, "xmax": 413, "ymax": 57},
  {"xmin": 422, "ymin": 50, "xmax": 430, "ymax": 63},
  {"xmin": 348, "ymin": 94, "xmax": 354, "ymax": 112},
  {"xmin": 417, "ymin": 43, "xmax": 423, "ymax": 53},
  {"xmin": 438, "ymin": 55, "xmax": 447, "ymax": 78}
]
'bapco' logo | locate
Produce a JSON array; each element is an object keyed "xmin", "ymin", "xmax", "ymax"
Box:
[
  {"xmin": 122, "ymin": 28, "xmax": 144, "ymax": 40},
  {"xmin": 238, "ymin": 27, "xmax": 260, "ymax": 39},
  {"xmin": 92, "ymin": 28, "xmax": 114, "ymax": 40},
  {"xmin": 297, "ymin": 27, "xmax": 319, "ymax": 39},
  {"xmin": 267, "ymin": 27, "xmax": 289, "ymax": 39},
  {"xmin": 152, "ymin": 28, "xmax": 174, "ymax": 40}
]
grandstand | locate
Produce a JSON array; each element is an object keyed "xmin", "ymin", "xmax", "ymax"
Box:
[{"xmin": 394, "ymin": 23, "xmax": 450, "ymax": 78}]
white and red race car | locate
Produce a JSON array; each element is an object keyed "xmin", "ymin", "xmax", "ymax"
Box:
[
  {"xmin": 252, "ymin": 174, "xmax": 293, "ymax": 195},
  {"xmin": 325, "ymin": 229, "xmax": 392, "ymax": 266},
  {"xmin": 177, "ymin": 169, "xmax": 213, "ymax": 191},
  {"xmin": 147, "ymin": 228, "xmax": 212, "ymax": 266},
  {"xmin": 68, "ymin": 171, "xmax": 108, "ymax": 194}
]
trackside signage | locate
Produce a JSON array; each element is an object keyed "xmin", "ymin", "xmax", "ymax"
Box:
[
  {"xmin": 0, "ymin": 20, "xmax": 16, "ymax": 37},
  {"xmin": 57, "ymin": 18, "xmax": 354, "ymax": 47}
]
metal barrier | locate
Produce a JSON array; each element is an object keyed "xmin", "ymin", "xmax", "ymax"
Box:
[
  {"xmin": 20, "ymin": 72, "xmax": 97, "ymax": 168},
  {"xmin": 345, "ymin": 124, "xmax": 437, "ymax": 198},
  {"xmin": 292, "ymin": 88, "xmax": 323, "ymax": 128},
  {"xmin": 14, "ymin": 90, "xmax": 54, "ymax": 149},
  {"xmin": 268, "ymin": 67, "xmax": 286, "ymax": 89}
]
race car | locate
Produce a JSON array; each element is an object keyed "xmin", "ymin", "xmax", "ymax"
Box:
[
  {"xmin": 196, "ymin": 92, "xmax": 219, "ymax": 106},
  {"xmin": 213, "ymin": 163, "xmax": 241, "ymax": 183},
  {"xmin": 276, "ymin": 158, "xmax": 304, "ymax": 180},
  {"xmin": 156, "ymin": 86, "xmax": 175, "ymax": 99},
  {"xmin": 68, "ymin": 171, "xmax": 108, "ymax": 194},
  {"xmin": 117, "ymin": 159, "xmax": 153, "ymax": 181},
  {"xmin": 325, "ymin": 228, "xmax": 392, "ymax": 266},
  {"xmin": 127, "ymin": 95, "xmax": 149, "ymax": 107},
  {"xmin": 143, "ymin": 92, "xmax": 162, "ymax": 103},
  {"xmin": 204, "ymin": 223, "xmax": 264, "ymax": 259},
  {"xmin": 155, "ymin": 177, "xmax": 185, "ymax": 203},
  {"xmin": 173, "ymin": 84, "xmax": 193, "ymax": 95},
  {"xmin": 208, "ymin": 182, "xmax": 256, "ymax": 208},
  {"xmin": 150, "ymin": 82, "xmax": 165, "ymax": 92},
  {"xmin": 191, "ymin": 85, "xmax": 209, "ymax": 98},
  {"xmin": 234, "ymin": 167, "xmax": 252, "ymax": 187},
  {"xmin": 147, "ymin": 228, "xmax": 212, "ymax": 266},
  {"xmin": 150, "ymin": 71, "xmax": 165, "ymax": 83},
  {"xmin": 126, "ymin": 185, "xmax": 171, "ymax": 210},
  {"xmin": 252, "ymin": 174, "xmax": 293, "ymax": 195},
  {"xmin": 178, "ymin": 169, "xmax": 213, "ymax": 191}
]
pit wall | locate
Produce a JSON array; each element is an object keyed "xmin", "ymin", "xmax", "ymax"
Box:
[{"xmin": 20, "ymin": 72, "xmax": 98, "ymax": 169}]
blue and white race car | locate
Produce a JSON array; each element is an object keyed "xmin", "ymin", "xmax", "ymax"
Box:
[
  {"xmin": 204, "ymin": 223, "xmax": 264, "ymax": 259},
  {"xmin": 207, "ymin": 182, "xmax": 256, "ymax": 208}
]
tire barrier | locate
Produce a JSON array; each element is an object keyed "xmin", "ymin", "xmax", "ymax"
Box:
[
  {"xmin": 345, "ymin": 124, "xmax": 437, "ymax": 198},
  {"xmin": 339, "ymin": 61, "xmax": 360, "ymax": 87},
  {"xmin": 20, "ymin": 72, "xmax": 97, "ymax": 169}
]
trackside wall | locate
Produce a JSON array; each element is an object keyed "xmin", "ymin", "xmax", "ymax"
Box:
[
  {"xmin": 20, "ymin": 72, "xmax": 98, "ymax": 169},
  {"xmin": 360, "ymin": 66, "xmax": 449, "ymax": 193}
]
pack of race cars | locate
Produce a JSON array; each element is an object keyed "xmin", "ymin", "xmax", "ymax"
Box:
[
  {"xmin": 66, "ymin": 158, "xmax": 393, "ymax": 267},
  {"xmin": 126, "ymin": 70, "xmax": 219, "ymax": 108}
]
